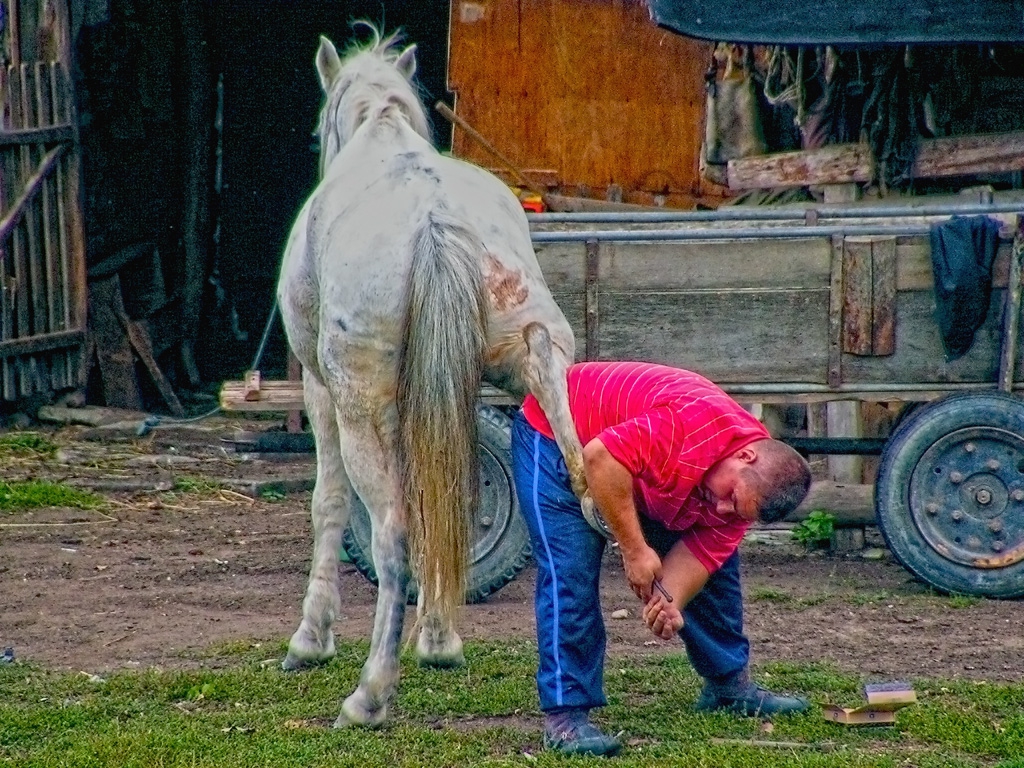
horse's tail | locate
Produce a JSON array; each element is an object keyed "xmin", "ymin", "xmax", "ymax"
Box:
[{"xmin": 398, "ymin": 210, "xmax": 487, "ymax": 623}]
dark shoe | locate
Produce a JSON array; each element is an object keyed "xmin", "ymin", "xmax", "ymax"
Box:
[
  {"xmin": 543, "ymin": 722, "xmax": 622, "ymax": 756},
  {"xmin": 695, "ymin": 683, "xmax": 810, "ymax": 717}
]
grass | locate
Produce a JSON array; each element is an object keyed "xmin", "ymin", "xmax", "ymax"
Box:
[
  {"xmin": 0, "ymin": 479, "xmax": 102, "ymax": 511},
  {"xmin": 0, "ymin": 431, "xmax": 58, "ymax": 458},
  {"xmin": 2, "ymin": 641, "xmax": 1023, "ymax": 768}
]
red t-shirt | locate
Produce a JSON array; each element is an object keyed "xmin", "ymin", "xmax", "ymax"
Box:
[{"xmin": 522, "ymin": 361, "xmax": 769, "ymax": 572}]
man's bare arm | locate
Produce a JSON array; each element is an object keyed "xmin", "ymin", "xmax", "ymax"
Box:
[
  {"xmin": 641, "ymin": 539, "xmax": 711, "ymax": 639},
  {"xmin": 582, "ymin": 437, "xmax": 662, "ymax": 599}
]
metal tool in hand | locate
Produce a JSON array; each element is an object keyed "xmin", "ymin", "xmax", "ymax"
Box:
[{"xmin": 652, "ymin": 578, "xmax": 674, "ymax": 603}]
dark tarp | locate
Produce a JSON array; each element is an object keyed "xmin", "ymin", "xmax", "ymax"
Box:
[{"xmin": 647, "ymin": 0, "xmax": 1024, "ymax": 45}]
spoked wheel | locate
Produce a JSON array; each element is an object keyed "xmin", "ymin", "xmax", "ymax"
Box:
[
  {"xmin": 876, "ymin": 392, "xmax": 1024, "ymax": 598},
  {"xmin": 342, "ymin": 404, "xmax": 531, "ymax": 604}
]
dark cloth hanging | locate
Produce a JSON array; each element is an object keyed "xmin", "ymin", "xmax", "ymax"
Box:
[{"xmin": 929, "ymin": 215, "xmax": 1001, "ymax": 360}]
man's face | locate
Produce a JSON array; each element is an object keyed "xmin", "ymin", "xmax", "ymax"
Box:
[{"xmin": 699, "ymin": 455, "xmax": 761, "ymax": 522}]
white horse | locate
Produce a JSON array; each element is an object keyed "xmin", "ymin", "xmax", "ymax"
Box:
[{"xmin": 276, "ymin": 25, "xmax": 585, "ymax": 727}]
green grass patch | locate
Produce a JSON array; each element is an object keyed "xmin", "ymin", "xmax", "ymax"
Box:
[
  {"xmin": 0, "ymin": 431, "xmax": 58, "ymax": 458},
  {"xmin": 171, "ymin": 476, "xmax": 225, "ymax": 494},
  {"xmin": 0, "ymin": 479, "xmax": 102, "ymax": 511},
  {"xmin": 2, "ymin": 640, "xmax": 1022, "ymax": 767}
]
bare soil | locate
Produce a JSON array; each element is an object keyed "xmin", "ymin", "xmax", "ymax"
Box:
[{"xmin": 2, "ymin": 415, "xmax": 1023, "ymax": 684}]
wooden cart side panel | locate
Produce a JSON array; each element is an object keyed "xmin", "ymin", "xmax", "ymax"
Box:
[{"xmin": 538, "ymin": 230, "xmax": 1015, "ymax": 388}]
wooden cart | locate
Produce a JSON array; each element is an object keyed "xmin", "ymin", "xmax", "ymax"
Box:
[{"xmin": 223, "ymin": 196, "xmax": 1024, "ymax": 599}]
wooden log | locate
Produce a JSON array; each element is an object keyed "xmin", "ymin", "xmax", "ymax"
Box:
[
  {"xmin": 786, "ymin": 480, "xmax": 875, "ymax": 527},
  {"xmin": 728, "ymin": 131, "xmax": 1024, "ymax": 190}
]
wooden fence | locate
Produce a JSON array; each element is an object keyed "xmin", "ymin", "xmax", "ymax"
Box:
[{"xmin": 0, "ymin": 0, "xmax": 87, "ymax": 401}]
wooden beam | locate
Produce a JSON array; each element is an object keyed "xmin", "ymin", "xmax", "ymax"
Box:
[
  {"xmin": 0, "ymin": 124, "xmax": 74, "ymax": 146},
  {"xmin": 219, "ymin": 380, "xmax": 522, "ymax": 412},
  {"xmin": 0, "ymin": 144, "xmax": 66, "ymax": 242},
  {"xmin": 728, "ymin": 131, "xmax": 1024, "ymax": 190},
  {"xmin": 0, "ymin": 328, "xmax": 84, "ymax": 357}
]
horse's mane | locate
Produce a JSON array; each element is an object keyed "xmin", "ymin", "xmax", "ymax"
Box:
[{"xmin": 318, "ymin": 22, "xmax": 432, "ymax": 173}]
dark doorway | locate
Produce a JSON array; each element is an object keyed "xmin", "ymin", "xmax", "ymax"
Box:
[{"xmin": 203, "ymin": 1, "xmax": 451, "ymax": 383}]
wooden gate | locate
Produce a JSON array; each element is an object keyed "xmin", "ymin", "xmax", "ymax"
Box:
[{"xmin": 0, "ymin": 0, "xmax": 86, "ymax": 401}]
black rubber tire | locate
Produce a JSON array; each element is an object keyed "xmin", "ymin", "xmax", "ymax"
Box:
[
  {"xmin": 342, "ymin": 404, "xmax": 531, "ymax": 604},
  {"xmin": 875, "ymin": 391, "xmax": 1024, "ymax": 598}
]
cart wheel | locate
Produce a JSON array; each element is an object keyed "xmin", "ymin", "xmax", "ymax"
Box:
[
  {"xmin": 342, "ymin": 404, "xmax": 531, "ymax": 604},
  {"xmin": 876, "ymin": 392, "xmax": 1024, "ymax": 598}
]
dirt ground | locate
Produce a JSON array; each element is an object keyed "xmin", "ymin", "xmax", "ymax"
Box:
[{"xmin": 2, "ymin": 414, "xmax": 1023, "ymax": 684}]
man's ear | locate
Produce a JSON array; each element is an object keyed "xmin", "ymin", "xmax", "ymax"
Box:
[{"xmin": 735, "ymin": 445, "xmax": 759, "ymax": 465}]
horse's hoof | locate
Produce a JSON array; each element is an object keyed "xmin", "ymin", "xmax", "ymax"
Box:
[
  {"xmin": 417, "ymin": 652, "xmax": 465, "ymax": 669},
  {"xmin": 334, "ymin": 692, "xmax": 388, "ymax": 728},
  {"xmin": 283, "ymin": 624, "xmax": 335, "ymax": 671},
  {"xmin": 416, "ymin": 632, "xmax": 465, "ymax": 668},
  {"xmin": 281, "ymin": 652, "xmax": 329, "ymax": 672}
]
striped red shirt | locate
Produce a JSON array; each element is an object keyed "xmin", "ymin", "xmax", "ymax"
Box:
[{"xmin": 522, "ymin": 361, "xmax": 769, "ymax": 572}]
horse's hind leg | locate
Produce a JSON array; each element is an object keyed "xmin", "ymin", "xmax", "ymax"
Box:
[
  {"xmin": 283, "ymin": 371, "xmax": 350, "ymax": 671},
  {"xmin": 334, "ymin": 416, "xmax": 410, "ymax": 728},
  {"xmin": 415, "ymin": 590, "xmax": 464, "ymax": 668},
  {"xmin": 521, "ymin": 322, "xmax": 588, "ymax": 498}
]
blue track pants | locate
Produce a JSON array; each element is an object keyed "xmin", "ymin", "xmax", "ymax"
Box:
[{"xmin": 511, "ymin": 412, "xmax": 750, "ymax": 712}]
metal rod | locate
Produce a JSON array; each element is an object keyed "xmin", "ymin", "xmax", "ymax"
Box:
[
  {"xmin": 720, "ymin": 381, "xmax": 1021, "ymax": 394},
  {"xmin": 784, "ymin": 437, "xmax": 887, "ymax": 455},
  {"xmin": 529, "ymin": 201, "xmax": 1024, "ymax": 225},
  {"xmin": 531, "ymin": 224, "xmax": 934, "ymax": 243}
]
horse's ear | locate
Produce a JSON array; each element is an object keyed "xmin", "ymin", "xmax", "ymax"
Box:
[
  {"xmin": 395, "ymin": 44, "xmax": 418, "ymax": 80},
  {"xmin": 316, "ymin": 35, "xmax": 343, "ymax": 91}
]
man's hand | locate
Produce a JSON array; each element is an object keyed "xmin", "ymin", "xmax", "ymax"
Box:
[
  {"xmin": 621, "ymin": 543, "xmax": 663, "ymax": 601},
  {"xmin": 642, "ymin": 594, "xmax": 684, "ymax": 640}
]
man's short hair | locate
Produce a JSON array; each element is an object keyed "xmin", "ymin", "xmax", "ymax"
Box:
[{"xmin": 750, "ymin": 440, "xmax": 812, "ymax": 523}]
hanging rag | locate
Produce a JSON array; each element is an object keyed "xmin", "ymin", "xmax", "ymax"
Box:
[{"xmin": 929, "ymin": 215, "xmax": 1001, "ymax": 360}]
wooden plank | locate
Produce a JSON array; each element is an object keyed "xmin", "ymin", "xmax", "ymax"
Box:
[
  {"xmin": 843, "ymin": 290, "xmax": 1003, "ymax": 384},
  {"xmin": 897, "ymin": 238, "xmax": 1014, "ymax": 291},
  {"xmin": 54, "ymin": 62, "xmax": 86, "ymax": 390},
  {"xmin": 596, "ymin": 288, "xmax": 830, "ymax": 382},
  {"xmin": 999, "ymin": 222, "xmax": 1024, "ymax": 392},
  {"xmin": 534, "ymin": 242, "xmax": 586, "ymax": 293},
  {"xmin": 10, "ymin": 64, "xmax": 34, "ymax": 395},
  {"xmin": 535, "ymin": 237, "xmax": 833, "ymax": 294},
  {"xmin": 871, "ymin": 237, "xmax": 897, "ymax": 356},
  {"xmin": 88, "ymin": 276, "xmax": 143, "ymax": 411},
  {"xmin": 602, "ymin": 238, "xmax": 831, "ymax": 292},
  {"xmin": 0, "ymin": 124, "xmax": 74, "ymax": 146},
  {"xmin": 826, "ymin": 401, "xmax": 863, "ymax": 484},
  {"xmin": 842, "ymin": 237, "xmax": 874, "ymax": 355},
  {"xmin": 729, "ymin": 131, "xmax": 1024, "ymax": 190},
  {"xmin": 0, "ymin": 64, "xmax": 13, "ymax": 398},
  {"xmin": 584, "ymin": 239, "xmax": 600, "ymax": 360},
  {"xmin": 0, "ymin": 143, "xmax": 66, "ymax": 242},
  {"xmin": 220, "ymin": 381, "xmax": 522, "ymax": 412},
  {"xmin": 0, "ymin": 328, "xmax": 84, "ymax": 356},
  {"xmin": 827, "ymin": 235, "xmax": 844, "ymax": 387},
  {"xmin": 37, "ymin": 61, "xmax": 67, "ymax": 389},
  {"xmin": 123, "ymin": 319, "xmax": 185, "ymax": 416}
]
